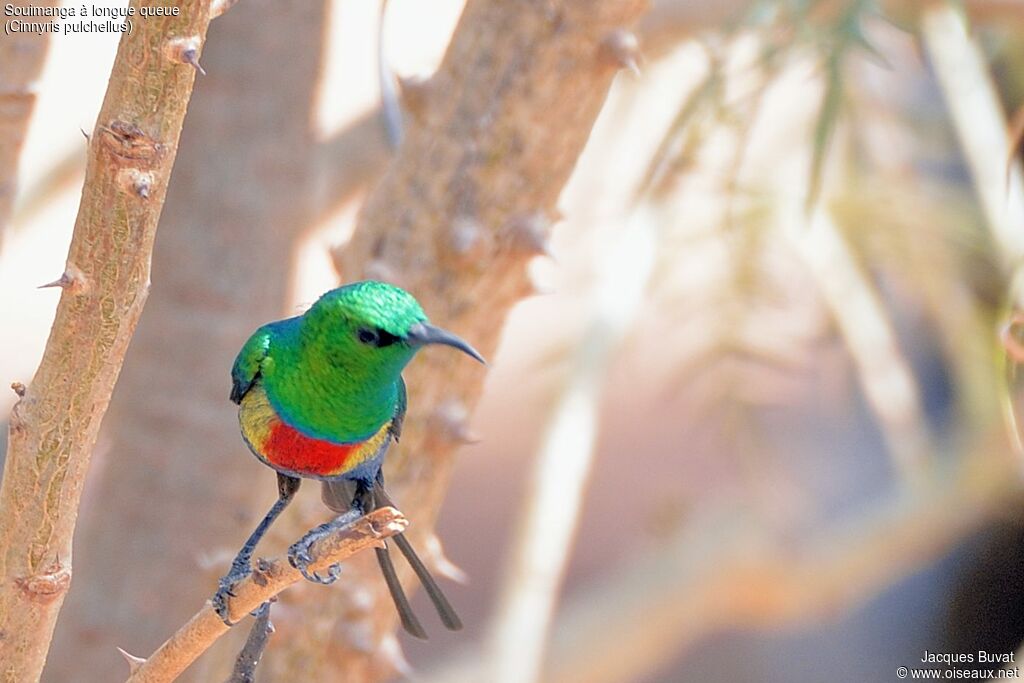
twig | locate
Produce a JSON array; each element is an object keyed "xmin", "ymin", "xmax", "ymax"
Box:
[
  {"xmin": 125, "ymin": 507, "xmax": 407, "ymax": 683},
  {"xmin": 226, "ymin": 600, "xmax": 274, "ymax": 683},
  {"xmin": 0, "ymin": 3, "xmax": 213, "ymax": 680}
]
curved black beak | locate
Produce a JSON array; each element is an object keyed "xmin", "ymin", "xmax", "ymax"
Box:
[{"xmin": 406, "ymin": 322, "xmax": 486, "ymax": 364}]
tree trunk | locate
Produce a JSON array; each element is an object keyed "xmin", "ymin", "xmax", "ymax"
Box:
[{"xmin": 0, "ymin": 2, "xmax": 212, "ymax": 680}]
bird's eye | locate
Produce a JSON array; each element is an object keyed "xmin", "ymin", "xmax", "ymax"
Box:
[{"xmin": 357, "ymin": 328, "xmax": 379, "ymax": 345}]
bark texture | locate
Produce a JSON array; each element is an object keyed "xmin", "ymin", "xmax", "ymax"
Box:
[
  {"xmin": 0, "ymin": 0, "xmax": 57, "ymax": 248},
  {"xmin": 0, "ymin": 2, "xmax": 212, "ymax": 681}
]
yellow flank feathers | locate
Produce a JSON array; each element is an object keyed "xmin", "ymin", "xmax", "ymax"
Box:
[
  {"xmin": 239, "ymin": 384, "xmax": 277, "ymax": 453},
  {"xmin": 344, "ymin": 421, "xmax": 391, "ymax": 473}
]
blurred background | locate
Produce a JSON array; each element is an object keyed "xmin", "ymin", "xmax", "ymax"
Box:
[{"xmin": 4, "ymin": 0, "xmax": 1024, "ymax": 681}]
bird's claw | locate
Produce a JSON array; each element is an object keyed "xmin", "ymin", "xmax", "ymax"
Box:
[
  {"xmin": 212, "ymin": 559, "xmax": 253, "ymax": 626},
  {"xmin": 287, "ymin": 533, "xmax": 343, "ymax": 585},
  {"xmin": 305, "ymin": 562, "xmax": 343, "ymax": 584}
]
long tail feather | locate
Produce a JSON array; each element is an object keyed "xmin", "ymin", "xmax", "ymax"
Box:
[
  {"xmin": 375, "ymin": 545, "xmax": 427, "ymax": 640},
  {"xmin": 392, "ymin": 533, "xmax": 463, "ymax": 631}
]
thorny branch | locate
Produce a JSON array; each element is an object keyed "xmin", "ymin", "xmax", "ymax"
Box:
[
  {"xmin": 124, "ymin": 507, "xmax": 407, "ymax": 683},
  {"xmin": 0, "ymin": 2, "xmax": 213, "ymax": 680}
]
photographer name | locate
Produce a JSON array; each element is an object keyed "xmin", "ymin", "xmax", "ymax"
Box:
[{"xmin": 922, "ymin": 650, "xmax": 1016, "ymax": 664}]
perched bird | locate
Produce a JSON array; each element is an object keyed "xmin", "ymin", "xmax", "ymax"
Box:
[{"xmin": 211, "ymin": 280, "xmax": 484, "ymax": 638}]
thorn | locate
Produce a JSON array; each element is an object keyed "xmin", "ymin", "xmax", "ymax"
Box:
[
  {"xmin": 378, "ymin": 632, "xmax": 415, "ymax": 678},
  {"xmin": 38, "ymin": 275, "xmax": 69, "ymax": 290},
  {"xmin": 347, "ymin": 586, "xmax": 376, "ymax": 612},
  {"xmin": 363, "ymin": 259, "xmax": 401, "ymax": 285},
  {"xmin": 116, "ymin": 647, "xmax": 146, "ymax": 675},
  {"xmin": 507, "ymin": 211, "xmax": 555, "ymax": 258},
  {"xmin": 397, "ymin": 74, "xmax": 433, "ymax": 123},
  {"xmin": 252, "ymin": 557, "xmax": 272, "ymax": 587},
  {"xmin": 337, "ymin": 618, "xmax": 376, "ymax": 654},
  {"xmin": 117, "ymin": 168, "xmax": 154, "ymax": 200},
  {"xmin": 423, "ymin": 534, "xmax": 468, "ymax": 584},
  {"xmin": 80, "ymin": 128, "xmax": 90, "ymax": 144},
  {"xmin": 183, "ymin": 48, "xmax": 207, "ymax": 76},
  {"xmin": 210, "ymin": 0, "xmax": 240, "ymax": 19},
  {"xmin": 431, "ymin": 399, "xmax": 480, "ymax": 444},
  {"xmin": 519, "ymin": 270, "xmax": 554, "ymax": 298},
  {"xmin": 10, "ymin": 382, "xmax": 26, "ymax": 398},
  {"xmin": 449, "ymin": 217, "xmax": 481, "ymax": 255},
  {"xmin": 601, "ymin": 29, "xmax": 641, "ymax": 76},
  {"xmin": 164, "ymin": 37, "xmax": 206, "ymax": 75},
  {"xmin": 38, "ymin": 264, "xmax": 87, "ymax": 294},
  {"xmin": 449, "ymin": 216, "xmax": 492, "ymax": 260}
]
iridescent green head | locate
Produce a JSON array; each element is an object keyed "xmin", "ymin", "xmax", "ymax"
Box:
[{"xmin": 301, "ymin": 281, "xmax": 484, "ymax": 381}]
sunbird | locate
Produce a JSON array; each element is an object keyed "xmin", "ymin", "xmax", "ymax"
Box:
[{"xmin": 211, "ymin": 280, "xmax": 484, "ymax": 638}]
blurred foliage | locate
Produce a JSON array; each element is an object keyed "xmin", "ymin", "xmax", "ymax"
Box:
[{"xmin": 641, "ymin": 0, "xmax": 902, "ymax": 208}]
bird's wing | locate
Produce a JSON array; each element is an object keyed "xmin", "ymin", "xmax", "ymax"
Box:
[
  {"xmin": 230, "ymin": 326, "xmax": 273, "ymax": 404},
  {"xmin": 389, "ymin": 377, "xmax": 407, "ymax": 441}
]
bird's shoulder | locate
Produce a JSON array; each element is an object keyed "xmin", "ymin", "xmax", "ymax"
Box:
[{"xmin": 230, "ymin": 318, "xmax": 297, "ymax": 404}]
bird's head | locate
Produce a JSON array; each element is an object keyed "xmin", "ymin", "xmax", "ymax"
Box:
[{"xmin": 302, "ymin": 281, "xmax": 484, "ymax": 381}]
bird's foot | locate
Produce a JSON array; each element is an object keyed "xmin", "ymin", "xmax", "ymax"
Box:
[
  {"xmin": 212, "ymin": 558, "xmax": 253, "ymax": 626},
  {"xmin": 287, "ymin": 528, "xmax": 343, "ymax": 584},
  {"xmin": 287, "ymin": 511, "xmax": 361, "ymax": 585}
]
